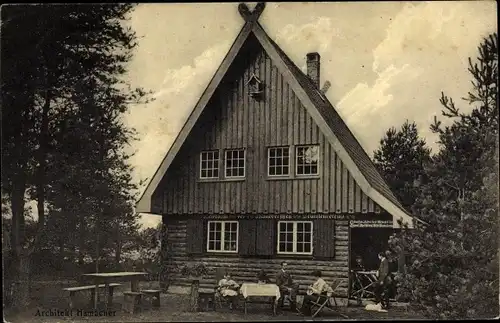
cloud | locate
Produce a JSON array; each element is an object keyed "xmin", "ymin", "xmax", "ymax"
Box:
[
  {"xmin": 125, "ymin": 42, "xmax": 230, "ymax": 229},
  {"xmin": 275, "ymin": 17, "xmax": 345, "ymax": 72},
  {"xmin": 338, "ymin": 64, "xmax": 422, "ymax": 121},
  {"xmin": 123, "ymin": 3, "xmax": 496, "ymax": 227},
  {"xmin": 336, "ymin": 1, "xmax": 497, "ymax": 155},
  {"xmin": 277, "ymin": 17, "xmax": 344, "ymax": 54},
  {"xmin": 125, "ymin": 42, "xmax": 230, "ymax": 188}
]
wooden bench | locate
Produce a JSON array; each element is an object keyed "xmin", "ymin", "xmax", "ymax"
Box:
[
  {"xmin": 63, "ymin": 283, "xmax": 122, "ymax": 309},
  {"xmin": 140, "ymin": 289, "xmax": 161, "ymax": 308},
  {"xmin": 123, "ymin": 291, "xmax": 143, "ymax": 314}
]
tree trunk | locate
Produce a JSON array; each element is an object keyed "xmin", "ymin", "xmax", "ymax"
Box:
[
  {"xmin": 115, "ymin": 221, "xmax": 121, "ymax": 266},
  {"xmin": 189, "ymin": 279, "xmax": 200, "ymax": 312},
  {"xmin": 9, "ymin": 171, "xmax": 30, "ymax": 311},
  {"xmin": 95, "ymin": 213, "xmax": 100, "ymax": 273},
  {"xmin": 78, "ymin": 215, "xmax": 85, "ymax": 267},
  {"xmin": 11, "ymin": 251, "xmax": 31, "ymax": 311},
  {"xmin": 115, "ymin": 240, "xmax": 122, "ymax": 266},
  {"xmin": 10, "ymin": 172, "xmax": 27, "ymax": 256},
  {"xmin": 33, "ymin": 89, "xmax": 51, "ymax": 254}
]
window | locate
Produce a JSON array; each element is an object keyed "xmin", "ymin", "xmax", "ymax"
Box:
[
  {"xmin": 207, "ymin": 221, "xmax": 238, "ymax": 253},
  {"xmin": 296, "ymin": 145, "xmax": 319, "ymax": 176},
  {"xmin": 268, "ymin": 147, "xmax": 290, "ymax": 176},
  {"xmin": 200, "ymin": 151, "xmax": 219, "ymax": 179},
  {"xmin": 225, "ymin": 149, "xmax": 245, "ymax": 178},
  {"xmin": 277, "ymin": 221, "xmax": 313, "ymax": 255}
]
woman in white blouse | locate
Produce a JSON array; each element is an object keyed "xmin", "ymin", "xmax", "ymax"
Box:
[
  {"xmin": 217, "ymin": 272, "xmax": 240, "ymax": 309},
  {"xmin": 298, "ymin": 270, "xmax": 333, "ymax": 315}
]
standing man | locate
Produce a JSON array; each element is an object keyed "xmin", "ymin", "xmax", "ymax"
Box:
[
  {"xmin": 375, "ymin": 252, "xmax": 391, "ymax": 309},
  {"xmin": 275, "ymin": 261, "xmax": 299, "ymax": 311}
]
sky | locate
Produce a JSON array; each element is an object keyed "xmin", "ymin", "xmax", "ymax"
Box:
[{"xmin": 123, "ymin": 2, "xmax": 497, "ymax": 229}]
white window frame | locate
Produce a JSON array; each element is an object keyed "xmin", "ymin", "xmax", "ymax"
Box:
[
  {"xmin": 295, "ymin": 145, "xmax": 320, "ymax": 176},
  {"xmin": 206, "ymin": 221, "xmax": 239, "ymax": 253},
  {"xmin": 277, "ymin": 221, "xmax": 313, "ymax": 255},
  {"xmin": 199, "ymin": 150, "xmax": 220, "ymax": 179},
  {"xmin": 224, "ymin": 149, "xmax": 246, "ymax": 178},
  {"xmin": 267, "ymin": 146, "xmax": 291, "ymax": 177}
]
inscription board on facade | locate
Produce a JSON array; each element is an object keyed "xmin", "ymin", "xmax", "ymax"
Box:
[
  {"xmin": 194, "ymin": 214, "xmax": 392, "ymax": 221},
  {"xmin": 350, "ymin": 220, "xmax": 393, "ymax": 228},
  {"xmin": 203, "ymin": 214, "xmax": 352, "ymax": 220}
]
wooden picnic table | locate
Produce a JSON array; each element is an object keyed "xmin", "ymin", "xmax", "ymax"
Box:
[{"xmin": 83, "ymin": 271, "xmax": 148, "ymax": 310}]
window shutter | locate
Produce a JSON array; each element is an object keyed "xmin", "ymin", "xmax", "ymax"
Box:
[
  {"xmin": 186, "ymin": 218, "xmax": 205, "ymax": 254},
  {"xmin": 255, "ymin": 220, "xmax": 276, "ymax": 256},
  {"xmin": 239, "ymin": 219, "xmax": 256, "ymax": 256},
  {"xmin": 313, "ymin": 219, "xmax": 335, "ymax": 259}
]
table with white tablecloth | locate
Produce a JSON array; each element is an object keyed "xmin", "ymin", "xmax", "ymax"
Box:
[{"xmin": 239, "ymin": 283, "xmax": 281, "ymax": 315}]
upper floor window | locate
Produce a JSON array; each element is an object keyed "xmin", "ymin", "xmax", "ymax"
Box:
[
  {"xmin": 296, "ymin": 145, "xmax": 319, "ymax": 176},
  {"xmin": 277, "ymin": 221, "xmax": 313, "ymax": 255},
  {"xmin": 268, "ymin": 147, "xmax": 290, "ymax": 176},
  {"xmin": 207, "ymin": 221, "xmax": 238, "ymax": 253},
  {"xmin": 225, "ymin": 149, "xmax": 245, "ymax": 178},
  {"xmin": 200, "ymin": 151, "xmax": 219, "ymax": 179}
]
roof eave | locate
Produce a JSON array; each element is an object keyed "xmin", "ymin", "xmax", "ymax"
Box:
[
  {"xmin": 135, "ymin": 21, "xmax": 254, "ymax": 213},
  {"xmin": 252, "ymin": 22, "xmax": 415, "ymax": 229}
]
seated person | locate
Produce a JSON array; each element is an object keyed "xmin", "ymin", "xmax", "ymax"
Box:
[
  {"xmin": 298, "ymin": 270, "xmax": 333, "ymax": 316},
  {"xmin": 354, "ymin": 255, "xmax": 365, "ymax": 270},
  {"xmin": 217, "ymin": 272, "xmax": 240, "ymax": 309},
  {"xmin": 275, "ymin": 261, "xmax": 299, "ymax": 310},
  {"xmin": 257, "ymin": 269, "xmax": 270, "ymax": 284}
]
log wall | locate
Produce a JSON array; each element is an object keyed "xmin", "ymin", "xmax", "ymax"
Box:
[{"xmin": 162, "ymin": 218, "xmax": 351, "ymax": 297}]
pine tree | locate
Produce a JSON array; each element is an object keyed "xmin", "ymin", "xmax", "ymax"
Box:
[
  {"xmin": 1, "ymin": 4, "xmax": 150, "ymax": 309},
  {"xmin": 373, "ymin": 121, "xmax": 431, "ymax": 211}
]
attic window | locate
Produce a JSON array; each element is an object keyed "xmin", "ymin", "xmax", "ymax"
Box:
[{"xmin": 246, "ymin": 73, "xmax": 264, "ymax": 99}]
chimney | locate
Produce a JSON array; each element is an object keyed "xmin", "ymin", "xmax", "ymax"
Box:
[{"xmin": 306, "ymin": 52, "xmax": 320, "ymax": 89}]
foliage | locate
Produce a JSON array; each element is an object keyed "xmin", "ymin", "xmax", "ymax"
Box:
[
  {"xmin": 134, "ymin": 225, "xmax": 162, "ymax": 274},
  {"xmin": 388, "ymin": 33, "xmax": 498, "ymax": 319},
  {"xmin": 1, "ymin": 4, "xmax": 151, "ymax": 308},
  {"xmin": 373, "ymin": 121, "xmax": 432, "ymax": 211},
  {"xmin": 177, "ymin": 262, "xmax": 211, "ymax": 278}
]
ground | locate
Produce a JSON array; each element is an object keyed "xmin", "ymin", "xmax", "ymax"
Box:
[{"xmin": 4, "ymin": 280, "xmax": 425, "ymax": 322}]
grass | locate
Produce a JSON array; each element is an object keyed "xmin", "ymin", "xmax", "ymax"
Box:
[{"xmin": 4, "ymin": 280, "xmax": 426, "ymax": 322}]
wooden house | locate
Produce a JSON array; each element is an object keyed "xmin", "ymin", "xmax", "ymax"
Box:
[{"xmin": 136, "ymin": 3, "xmax": 416, "ymax": 297}]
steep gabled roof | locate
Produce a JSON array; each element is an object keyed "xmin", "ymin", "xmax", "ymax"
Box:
[
  {"xmin": 265, "ymin": 34, "xmax": 406, "ymax": 213},
  {"xmin": 136, "ymin": 5, "xmax": 416, "ymax": 228}
]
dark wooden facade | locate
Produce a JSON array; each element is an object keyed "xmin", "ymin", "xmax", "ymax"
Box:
[
  {"xmin": 151, "ymin": 34, "xmax": 396, "ymax": 298},
  {"xmin": 151, "ymin": 35, "xmax": 381, "ymax": 216}
]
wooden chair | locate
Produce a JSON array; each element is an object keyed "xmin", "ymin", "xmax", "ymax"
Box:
[
  {"xmin": 214, "ymin": 268, "xmax": 239, "ymax": 310},
  {"xmin": 310, "ymin": 280, "xmax": 348, "ymax": 319},
  {"xmin": 278, "ymin": 285, "xmax": 299, "ymax": 311}
]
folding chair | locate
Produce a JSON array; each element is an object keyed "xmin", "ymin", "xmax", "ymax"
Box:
[{"xmin": 310, "ymin": 279, "xmax": 349, "ymax": 319}]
